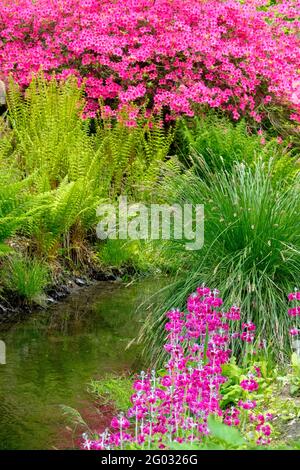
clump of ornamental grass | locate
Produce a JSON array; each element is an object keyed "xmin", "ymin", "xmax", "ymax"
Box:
[
  {"xmin": 0, "ymin": 255, "xmax": 50, "ymax": 304},
  {"xmin": 97, "ymin": 239, "xmax": 173, "ymax": 275},
  {"xmin": 141, "ymin": 159, "xmax": 300, "ymax": 363}
]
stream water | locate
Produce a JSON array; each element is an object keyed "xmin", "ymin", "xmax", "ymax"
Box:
[{"xmin": 0, "ymin": 279, "xmax": 160, "ymax": 450}]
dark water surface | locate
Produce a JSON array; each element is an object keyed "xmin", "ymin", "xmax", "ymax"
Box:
[{"xmin": 0, "ymin": 279, "xmax": 159, "ymax": 450}]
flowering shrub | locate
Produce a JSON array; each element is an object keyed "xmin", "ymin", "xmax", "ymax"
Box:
[
  {"xmin": 0, "ymin": 0, "xmax": 299, "ymax": 121},
  {"xmin": 82, "ymin": 286, "xmax": 274, "ymax": 450}
]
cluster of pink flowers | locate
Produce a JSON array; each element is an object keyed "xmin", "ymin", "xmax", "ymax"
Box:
[
  {"xmin": 0, "ymin": 0, "xmax": 299, "ymax": 121},
  {"xmin": 288, "ymin": 290, "xmax": 300, "ymax": 337},
  {"xmin": 82, "ymin": 285, "xmax": 272, "ymax": 450},
  {"xmin": 248, "ymin": 412, "xmax": 274, "ymax": 446}
]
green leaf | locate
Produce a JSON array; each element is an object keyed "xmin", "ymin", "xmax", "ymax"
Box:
[{"xmin": 207, "ymin": 414, "xmax": 246, "ymax": 448}]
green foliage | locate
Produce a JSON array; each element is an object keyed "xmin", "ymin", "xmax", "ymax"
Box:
[
  {"xmin": 0, "ymin": 256, "xmax": 50, "ymax": 303},
  {"xmin": 0, "ymin": 160, "xmax": 32, "ymax": 249},
  {"xmin": 90, "ymin": 376, "xmax": 132, "ymax": 411},
  {"xmin": 60, "ymin": 405, "xmax": 91, "ymax": 437},
  {"xmin": 60, "ymin": 405, "xmax": 88, "ymax": 429},
  {"xmin": 221, "ymin": 357, "xmax": 276, "ymax": 408},
  {"xmin": 7, "ymin": 76, "xmax": 92, "ymax": 186},
  {"xmin": 261, "ymin": 102, "xmax": 300, "ymax": 156},
  {"xmin": 97, "ymin": 238, "xmax": 172, "ymax": 275},
  {"xmin": 0, "ymin": 76, "xmax": 174, "ymax": 285},
  {"xmin": 290, "ymin": 353, "xmax": 300, "ymax": 396},
  {"xmin": 22, "ymin": 177, "xmax": 100, "ymax": 258},
  {"xmin": 142, "ymin": 159, "xmax": 300, "ymax": 362},
  {"xmin": 269, "ymin": 440, "xmax": 300, "ymax": 450},
  {"xmin": 267, "ymin": 393, "xmax": 300, "ymax": 425},
  {"xmin": 0, "ymin": 242, "xmax": 13, "ymax": 257}
]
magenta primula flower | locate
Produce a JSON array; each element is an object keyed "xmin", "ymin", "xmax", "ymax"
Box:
[
  {"xmin": 160, "ymin": 376, "xmax": 172, "ymax": 387},
  {"xmin": 240, "ymin": 332, "xmax": 255, "ymax": 343},
  {"xmin": 254, "ymin": 366, "xmax": 262, "ymax": 378},
  {"xmin": 257, "ymin": 424, "xmax": 271, "ymax": 437},
  {"xmin": 196, "ymin": 286, "xmax": 211, "ymax": 297},
  {"xmin": 81, "ymin": 284, "xmax": 269, "ymax": 450},
  {"xmin": 287, "ymin": 293, "xmax": 300, "ymax": 338},
  {"xmin": 238, "ymin": 400, "xmax": 257, "ymax": 410}
]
